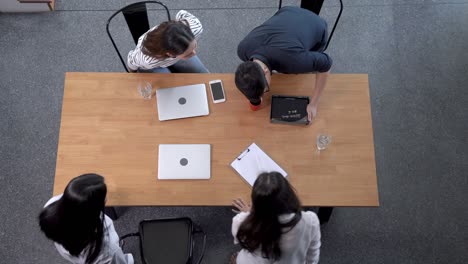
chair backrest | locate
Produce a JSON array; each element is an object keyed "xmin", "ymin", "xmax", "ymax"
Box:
[
  {"xmin": 279, "ymin": 0, "xmax": 324, "ymax": 15},
  {"xmin": 106, "ymin": 1, "xmax": 171, "ymax": 72},
  {"xmin": 278, "ymin": 0, "xmax": 343, "ymax": 51},
  {"xmin": 138, "ymin": 217, "xmax": 199, "ymax": 264}
]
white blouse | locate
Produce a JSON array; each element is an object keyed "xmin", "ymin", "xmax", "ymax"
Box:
[
  {"xmin": 232, "ymin": 211, "xmax": 321, "ymax": 264},
  {"xmin": 127, "ymin": 10, "xmax": 203, "ymax": 70},
  {"xmin": 44, "ymin": 195, "xmax": 134, "ymax": 264}
]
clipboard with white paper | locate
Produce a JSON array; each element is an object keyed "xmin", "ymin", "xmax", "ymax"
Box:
[{"xmin": 230, "ymin": 143, "xmax": 288, "ymax": 186}]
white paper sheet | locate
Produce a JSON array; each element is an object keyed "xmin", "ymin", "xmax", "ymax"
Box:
[{"xmin": 230, "ymin": 143, "xmax": 287, "ymax": 186}]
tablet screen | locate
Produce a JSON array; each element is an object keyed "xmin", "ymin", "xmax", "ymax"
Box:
[{"xmin": 270, "ymin": 95, "xmax": 309, "ymax": 124}]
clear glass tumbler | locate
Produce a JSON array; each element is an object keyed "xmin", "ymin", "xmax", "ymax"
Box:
[
  {"xmin": 137, "ymin": 81, "xmax": 152, "ymax": 100},
  {"xmin": 316, "ymin": 134, "xmax": 332, "ymax": 151}
]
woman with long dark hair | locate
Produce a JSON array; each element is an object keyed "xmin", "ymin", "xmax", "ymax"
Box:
[
  {"xmin": 39, "ymin": 174, "xmax": 133, "ymax": 264},
  {"xmin": 231, "ymin": 172, "xmax": 321, "ymax": 264},
  {"xmin": 127, "ymin": 10, "xmax": 209, "ymax": 73}
]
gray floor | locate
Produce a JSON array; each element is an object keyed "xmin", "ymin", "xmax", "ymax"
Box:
[{"xmin": 1, "ymin": 0, "xmax": 467, "ymax": 263}]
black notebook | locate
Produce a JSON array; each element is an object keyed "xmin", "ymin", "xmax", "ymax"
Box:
[{"xmin": 270, "ymin": 95, "xmax": 310, "ymax": 125}]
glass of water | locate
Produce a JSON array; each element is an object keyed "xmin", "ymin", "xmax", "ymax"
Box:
[
  {"xmin": 316, "ymin": 134, "xmax": 332, "ymax": 151},
  {"xmin": 137, "ymin": 81, "xmax": 152, "ymax": 100}
]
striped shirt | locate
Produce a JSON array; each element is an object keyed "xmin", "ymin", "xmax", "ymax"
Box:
[{"xmin": 127, "ymin": 10, "xmax": 203, "ymax": 71}]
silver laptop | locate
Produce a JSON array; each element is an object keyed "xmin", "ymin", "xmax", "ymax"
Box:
[
  {"xmin": 156, "ymin": 84, "xmax": 209, "ymax": 121},
  {"xmin": 158, "ymin": 144, "xmax": 211, "ymax": 180}
]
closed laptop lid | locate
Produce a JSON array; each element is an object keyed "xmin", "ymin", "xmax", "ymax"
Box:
[
  {"xmin": 158, "ymin": 144, "xmax": 211, "ymax": 180},
  {"xmin": 156, "ymin": 84, "xmax": 209, "ymax": 121}
]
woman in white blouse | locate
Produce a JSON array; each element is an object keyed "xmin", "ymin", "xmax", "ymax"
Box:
[
  {"xmin": 39, "ymin": 174, "xmax": 133, "ymax": 264},
  {"xmin": 127, "ymin": 10, "xmax": 208, "ymax": 73},
  {"xmin": 231, "ymin": 172, "xmax": 321, "ymax": 264}
]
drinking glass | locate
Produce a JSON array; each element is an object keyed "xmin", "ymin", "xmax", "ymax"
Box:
[
  {"xmin": 137, "ymin": 81, "xmax": 152, "ymax": 100},
  {"xmin": 316, "ymin": 134, "xmax": 332, "ymax": 151}
]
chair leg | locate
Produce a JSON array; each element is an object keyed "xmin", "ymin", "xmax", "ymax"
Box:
[
  {"xmin": 301, "ymin": 0, "xmax": 325, "ymax": 15},
  {"xmin": 105, "ymin": 206, "xmax": 119, "ymax": 220},
  {"xmin": 193, "ymin": 227, "xmax": 207, "ymax": 264},
  {"xmin": 317, "ymin": 207, "xmax": 334, "ymax": 224},
  {"xmin": 123, "ymin": 5, "xmax": 150, "ymax": 44}
]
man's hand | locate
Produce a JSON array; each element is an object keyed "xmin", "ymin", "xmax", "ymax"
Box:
[
  {"xmin": 307, "ymin": 70, "xmax": 330, "ymax": 124},
  {"xmin": 232, "ymin": 198, "xmax": 251, "ymax": 213},
  {"xmin": 307, "ymin": 103, "xmax": 317, "ymax": 123}
]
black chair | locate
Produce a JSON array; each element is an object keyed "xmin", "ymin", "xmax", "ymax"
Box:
[
  {"xmin": 106, "ymin": 1, "xmax": 171, "ymax": 72},
  {"xmin": 120, "ymin": 217, "xmax": 206, "ymax": 264},
  {"xmin": 278, "ymin": 0, "xmax": 343, "ymax": 51}
]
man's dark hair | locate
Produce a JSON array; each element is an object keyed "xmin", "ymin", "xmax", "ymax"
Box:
[
  {"xmin": 236, "ymin": 172, "xmax": 302, "ymax": 261},
  {"xmin": 235, "ymin": 61, "xmax": 266, "ymax": 105}
]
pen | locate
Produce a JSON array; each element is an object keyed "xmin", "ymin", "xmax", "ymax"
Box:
[{"xmin": 237, "ymin": 148, "xmax": 250, "ymax": 160}]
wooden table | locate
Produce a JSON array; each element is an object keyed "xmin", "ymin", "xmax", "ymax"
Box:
[{"xmin": 54, "ymin": 72, "xmax": 379, "ymax": 209}]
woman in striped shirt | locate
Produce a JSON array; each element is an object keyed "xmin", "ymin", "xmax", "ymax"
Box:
[{"xmin": 127, "ymin": 10, "xmax": 209, "ymax": 73}]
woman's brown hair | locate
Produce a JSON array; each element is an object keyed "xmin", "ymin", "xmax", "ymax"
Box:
[{"xmin": 142, "ymin": 20, "xmax": 194, "ymax": 59}]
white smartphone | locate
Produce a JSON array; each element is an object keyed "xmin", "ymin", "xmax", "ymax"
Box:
[{"xmin": 209, "ymin": 80, "xmax": 226, "ymax": 103}]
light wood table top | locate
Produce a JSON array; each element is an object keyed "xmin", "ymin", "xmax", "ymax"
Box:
[{"xmin": 54, "ymin": 72, "xmax": 379, "ymax": 207}]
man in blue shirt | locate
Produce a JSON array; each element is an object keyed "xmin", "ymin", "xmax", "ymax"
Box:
[{"xmin": 235, "ymin": 6, "xmax": 332, "ymax": 122}]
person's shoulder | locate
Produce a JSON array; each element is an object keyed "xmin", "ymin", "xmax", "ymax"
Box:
[
  {"xmin": 301, "ymin": 211, "xmax": 320, "ymax": 227},
  {"xmin": 175, "ymin": 9, "xmax": 202, "ymax": 36},
  {"xmin": 147, "ymin": 24, "xmax": 160, "ymax": 34},
  {"xmin": 237, "ymin": 32, "xmax": 264, "ymax": 58},
  {"xmin": 237, "ymin": 36, "xmax": 251, "ymax": 52},
  {"xmin": 176, "ymin": 10, "xmax": 198, "ymax": 21},
  {"xmin": 280, "ymin": 6, "xmax": 321, "ymax": 20},
  {"xmin": 233, "ymin": 212, "xmax": 250, "ymax": 223},
  {"xmin": 103, "ymin": 214, "xmax": 114, "ymax": 227},
  {"xmin": 44, "ymin": 194, "xmax": 63, "ymax": 208},
  {"xmin": 176, "ymin": 10, "xmax": 189, "ymax": 17},
  {"xmin": 281, "ymin": 6, "xmax": 302, "ymax": 11}
]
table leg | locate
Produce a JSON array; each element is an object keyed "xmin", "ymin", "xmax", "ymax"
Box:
[
  {"xmin": 105, "ymin": 206, "xmax": 119, "ymax": 220},
  {"xmin": 317, "ymin": 207, "xmax": 334, "ymax": 224}
]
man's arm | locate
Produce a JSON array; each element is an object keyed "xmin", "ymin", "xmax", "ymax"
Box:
[
  {"xmin": 283, "ymin": 51, "xmax": 332, "ymax": 73},
  {"xmin": 275, "ymin": 50, "xmax": 332, "ymax": 122},
  {"xmin": 307, "ymin": 70, "xmax": 330, "ymax": 122},
  {"xmin": 288, "ymin": 51, "xmax": 331, "ymax": 123}
]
